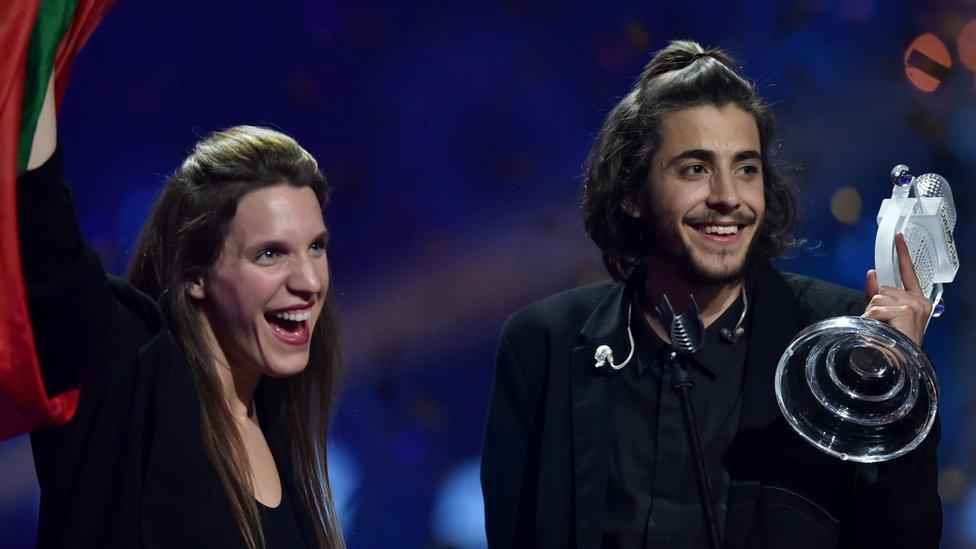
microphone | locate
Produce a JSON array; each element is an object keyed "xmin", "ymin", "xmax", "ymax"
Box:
[
  {"xmin": 593, "ymin": 304, "xmax": 636, "ymax": 370},
  {"xmin": 720, "ymin": 288, "xmax": 748, "ymax": 344},
  {"xmin": 720, "ymin": 326, "xmax": 745, "ymax": 344},
  {"xmin": 653, "ymin": 294, "xmax": 721, "ymax": 549}
]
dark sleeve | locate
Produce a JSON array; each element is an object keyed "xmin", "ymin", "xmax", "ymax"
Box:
[
  {"xmin": 786, "ymin": 276, "xmax": 942, "ymax": 545},
  {"xmin": 834, "ymin": 290, "xmax": 942, "ymax": 546},
  {"xmin": 840, "ymin": 417, "xmax": 942, "ymax": 547},
  {"xmin": 17, "ymin": 147, "xmax": 117, "ymax": 394},
  {"xmin": 481, "ymin": 321, "xmax": 542, "ymax": 548}
]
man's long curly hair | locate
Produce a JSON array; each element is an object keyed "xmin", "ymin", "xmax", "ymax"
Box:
[{"xmin": 582, "ymin": 40, "xmax": 798, "ymax": 282}]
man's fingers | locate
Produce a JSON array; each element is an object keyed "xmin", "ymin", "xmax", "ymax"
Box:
[
  {"xmin": 869, "ymin": 293, "xmax": 897, "ymax": 306},
  {"xmin": 895, "ymin": 233, "xmax": 924, "ymax": 296},
  {"xmin": 875, "ymin": 285, "xmax": 909, "ymax": 299},
  {"xmin": 865, "ymin": 269, "xmax": 880, "ymax": 303},
  {"xmin": 862, "ymin": 305, "xmax": 909, "ymax": 322}
]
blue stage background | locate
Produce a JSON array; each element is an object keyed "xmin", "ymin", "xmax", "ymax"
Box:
[{"xmin": 3, "ymin": 1, "xmax": 975, "ymax": 547}]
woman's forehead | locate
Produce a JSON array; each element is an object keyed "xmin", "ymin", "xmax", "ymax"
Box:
[{"xmin": 227, "ymin": 186, "xmax": 325, "ymax": 243}]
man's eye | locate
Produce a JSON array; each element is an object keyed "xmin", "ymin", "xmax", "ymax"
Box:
[
  {"xmin": 682, "ymin": 164, "xmax": 707, "ymax": 176},
  {"xmin": 740, "ymin": 165, "xmax": 761, "ymax": 176}
]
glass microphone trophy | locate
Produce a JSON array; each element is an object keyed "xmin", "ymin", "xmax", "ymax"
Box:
[{"xmin": 774, "ymin": 165, "xmax": 959, "ymax": 463}]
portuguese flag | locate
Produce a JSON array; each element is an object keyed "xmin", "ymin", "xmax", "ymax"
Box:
[{"xmin": 0, "ymin": 0, "xmax": 113, "ymax": 439}]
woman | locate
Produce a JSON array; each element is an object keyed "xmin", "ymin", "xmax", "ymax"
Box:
[{"xmin": 19, "ymin": 77, "xmax": 345, "ymax": 547}]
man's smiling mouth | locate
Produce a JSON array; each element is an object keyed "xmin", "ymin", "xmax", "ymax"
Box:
[
  {"xmin": 702, "ymin": 224, "xmax": 738, "ymax": 235},
  {"xmin": 688, "ymin": 221, "xmax": 747, "ymax": 243}
]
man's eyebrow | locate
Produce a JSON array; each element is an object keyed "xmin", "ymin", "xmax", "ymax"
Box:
[
  {"xmin": 665, "ymin": 149, "xmax": 763, "ymax": 167},
  {"xmin": 733, "ymin": 150, "xmax": 762, "ymax": 162},
  {"xmin": 666, "ymin": 149, "xmax": 715, "ymax": 167}
]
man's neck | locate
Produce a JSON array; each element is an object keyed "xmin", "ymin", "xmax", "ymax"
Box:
[{"xmin": 641, "ymin": 266, "xmax": 743, "ymax": 343}]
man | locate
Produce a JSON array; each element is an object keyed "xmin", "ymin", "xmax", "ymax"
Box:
[{"xmin": 481, "ymin": 40, "xmax": 941, "ymax": 548}]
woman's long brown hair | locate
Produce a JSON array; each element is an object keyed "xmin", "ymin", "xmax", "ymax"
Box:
[{"xmin": 127, "ymin": 126, "xmax": 345, "ymax": 548}]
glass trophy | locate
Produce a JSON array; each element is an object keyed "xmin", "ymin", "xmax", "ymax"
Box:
[{"xmin": 775, "ymin": 165, "xmax": 958, "ymax": 463}]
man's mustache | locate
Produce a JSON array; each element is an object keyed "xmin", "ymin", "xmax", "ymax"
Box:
[{"xmin": 684, "ymin": 211, "xmax": 758, "ymax": 225}]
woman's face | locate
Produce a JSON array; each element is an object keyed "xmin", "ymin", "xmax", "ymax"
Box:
[{"xmin": 190, "ymin": 184, "xmax": 329, "ymax": 378}]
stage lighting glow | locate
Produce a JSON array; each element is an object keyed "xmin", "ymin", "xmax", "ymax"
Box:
[
  {"xmin": 904, "ymin": 33, "xmax": 952, "ymax": 92},
  {"xmin": 961, "ymin": 487, "xmax": 976, "ymax": 542},
  {"xmin": 430, "ymin": 458, "xmax": 486, "ymax": 549},
  {"xmin": 327, "ymin": 442, "xmax": 361, "ymax": 531}
]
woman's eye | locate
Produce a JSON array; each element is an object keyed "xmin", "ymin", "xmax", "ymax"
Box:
[{"xmin": 256, "ymin": 249, "xmax": 281, "ymax": 263}]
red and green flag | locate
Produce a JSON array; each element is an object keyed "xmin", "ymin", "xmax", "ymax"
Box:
[{"xmin": 1, "ymin": 0, "xmax": 113, "ymax": 440}]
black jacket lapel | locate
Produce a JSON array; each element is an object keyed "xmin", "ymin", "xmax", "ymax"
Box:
[
  {"xmin": 566, "ymin": 270, "xmax": 803, "ymax": 548},
  {"xmin": 739, "ymin": 267, "xmax": 799, "ymax": 431},
  {"xmin": 724, "ymin": 267, "xmax": 801, "ymax": 548},
  {"xmin": 570, "ymin": 282, "xmax": 634, "ymax": 548}
]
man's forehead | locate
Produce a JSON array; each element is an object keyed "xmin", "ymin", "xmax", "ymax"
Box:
[{"xmin": 658, "ymin": 104, "xmax": 761, "ymax": 155}]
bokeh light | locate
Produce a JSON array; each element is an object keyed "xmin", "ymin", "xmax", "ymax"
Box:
[
  {"xmin": 904, "ymin": 33, "xmax": 952, "ymax": 92},
  {"xmin": 940, "ymin": 468, "xmax": 967, "ymax": 504},
  {"xmin": 957, "ymin": 19, "xmax": 976, "ymax": 71},
  {"xmin": 830, "ymin": 187, "xmax": 863, "ymax": 225}
]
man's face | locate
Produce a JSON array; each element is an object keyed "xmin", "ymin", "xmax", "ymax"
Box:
[
  {"xmin": 190, "ymin": 185, "xmax": 330, "ymax": 378},
  {"xmin": 635, "ymin": 103, "xmax": 765, "ymax": 285}
]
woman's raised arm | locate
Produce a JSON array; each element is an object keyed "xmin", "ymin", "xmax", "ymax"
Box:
[{"xmin": 26, "ymin": 73, "xmax": 56, "ymax": 171}]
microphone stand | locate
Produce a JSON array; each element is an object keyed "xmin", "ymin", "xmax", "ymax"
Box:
[{"xmin": 654, "ymin": 295, "xmax": 722, "ymax": 549}]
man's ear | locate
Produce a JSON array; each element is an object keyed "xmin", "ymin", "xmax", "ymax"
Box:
[
  {"xmin": 620, "ymin": 195, "xmax": 642, "ymax": 219},
  {"xmin": 187, "ymin": 278, "xmax": 206, "ymax": 300}
]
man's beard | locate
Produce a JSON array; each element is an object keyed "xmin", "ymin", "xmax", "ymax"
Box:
[{"xmin": 644, "ymin": 214, "xmax": 763, "ymax": 286}]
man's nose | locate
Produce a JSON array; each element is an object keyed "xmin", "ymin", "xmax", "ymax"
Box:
[{"xmin": 707, "ymin": 172, "xmax": 742, "ymax": 213}]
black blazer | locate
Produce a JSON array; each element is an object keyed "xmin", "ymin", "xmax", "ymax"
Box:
[
  {"xmin": 18, "ymin": 152, "xmax": 318, "ymax": 547},
  {"xmin": 481, "ymin": 267, "xmax": 941, "ymax": 548}
]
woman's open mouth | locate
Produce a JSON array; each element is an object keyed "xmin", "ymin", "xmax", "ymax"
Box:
[{"xmin": 264, "ymin": 309, "xmax": 312, "ymax": 345}]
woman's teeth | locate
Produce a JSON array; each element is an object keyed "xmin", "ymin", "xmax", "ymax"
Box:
[
  {"xmin": 272, "ymin": 310, "xmax": 311, "ymax": 322},
  {"xmin": 703, "ymin": 225, "xmax": 738, "ymax": 235}
]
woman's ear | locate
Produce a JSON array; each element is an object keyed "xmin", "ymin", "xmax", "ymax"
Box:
[{"xmin": 187, "ymin": 278, "xmax": 206, "ymax": 300}]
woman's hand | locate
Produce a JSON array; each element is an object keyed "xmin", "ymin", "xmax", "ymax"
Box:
[
  {"xmin": 862, "ymin": 232, "xmax": 933, "ymax": 347},
  {"xmin": 26, "ymin": 72, "xmax": 56, "ymax": 170}
]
